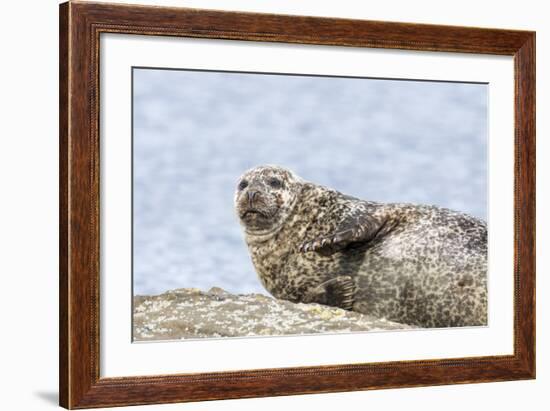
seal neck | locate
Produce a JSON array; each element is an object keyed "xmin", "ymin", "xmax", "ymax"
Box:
[{"xmin": 245, "ymin": 225, "xmax": 284, "ymax": 244}]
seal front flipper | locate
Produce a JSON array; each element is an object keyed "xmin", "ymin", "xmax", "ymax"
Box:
[
  {"xmin": 302, "ymin": 275, "xmax": 356, "ymax": 311},
  {"xmin": 299, "ymin": 211, "xmax": 385, "ymax": 254}
]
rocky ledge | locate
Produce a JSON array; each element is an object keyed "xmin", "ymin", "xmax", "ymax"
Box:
[{"xmin": 133, "ymin": 287, "xmax": 413, "ymax": 341}]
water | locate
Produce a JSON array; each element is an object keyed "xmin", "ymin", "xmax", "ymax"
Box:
[{"xmin": 133, "ymin": 68, "xmax": 487, "ymax": 296}]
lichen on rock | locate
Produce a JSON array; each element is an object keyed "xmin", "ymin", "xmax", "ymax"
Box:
[{"xmin": 133, "ymin": 287, "xmax": 413, "ymax": 341}]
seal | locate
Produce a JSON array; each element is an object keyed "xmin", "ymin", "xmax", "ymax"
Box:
[{"xmin": 234, "ymin": 165, "xmax": 487, "ymax": 328}]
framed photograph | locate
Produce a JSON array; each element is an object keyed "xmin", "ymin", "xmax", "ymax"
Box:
[{"xmin": 59, "ymin": 1, "xmax": 535, "ymax": 408}]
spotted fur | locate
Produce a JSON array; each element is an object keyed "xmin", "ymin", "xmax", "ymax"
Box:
[{"xmin": 235, "ymin": 165, "xmax": 487, "ymax": 328}]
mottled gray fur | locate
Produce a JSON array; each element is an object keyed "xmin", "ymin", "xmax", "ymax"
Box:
[{"xmin": 235, "ymin": 165, "xmax": 487, "ymax": 328}]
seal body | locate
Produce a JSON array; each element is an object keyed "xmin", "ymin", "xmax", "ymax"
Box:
[{"xmin": 235, "ymin": 165, "xmax": 487, "ymax": 328}]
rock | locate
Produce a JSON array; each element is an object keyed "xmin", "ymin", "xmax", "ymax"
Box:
[{"xmin": 133, "ymin": 287, "xmax": 414, "ymax": 341}]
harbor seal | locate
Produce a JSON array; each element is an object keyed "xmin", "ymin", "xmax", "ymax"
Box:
[{"xmin": 234, "ymin": 165, "xmax": 487, "ymax": 328}]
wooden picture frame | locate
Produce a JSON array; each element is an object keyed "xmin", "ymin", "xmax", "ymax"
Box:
[{"xmin": 59, "ymin": 1, "xmax": 535, "ymax": 408}]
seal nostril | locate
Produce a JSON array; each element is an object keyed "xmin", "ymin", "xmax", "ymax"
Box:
[{"xmin": 247, "ymin": 190, "xmax": 259, "ymax": 206}]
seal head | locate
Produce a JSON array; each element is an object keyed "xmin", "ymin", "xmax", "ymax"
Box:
[{"xmin": 234, "ymin": 165, "xmax": 301, "ymax": 239}]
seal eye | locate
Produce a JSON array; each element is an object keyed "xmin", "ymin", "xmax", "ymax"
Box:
[
  {"xmin": 269, "ymin": 178, "xmax": 282, "ymax": 189},
  {"xmin": 238, "ymin": 180, "xmax": 248, "ymax": 191}
]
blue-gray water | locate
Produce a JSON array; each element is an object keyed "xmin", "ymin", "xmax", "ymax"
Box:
[{"xmin": 133, "ymin": 68, "xmax": 487, "ymax": 296}]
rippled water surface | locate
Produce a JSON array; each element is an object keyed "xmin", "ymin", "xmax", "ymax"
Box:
[{"xmin": 133, "ymin": 69, "xmax": 487, "ymax": 296}]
